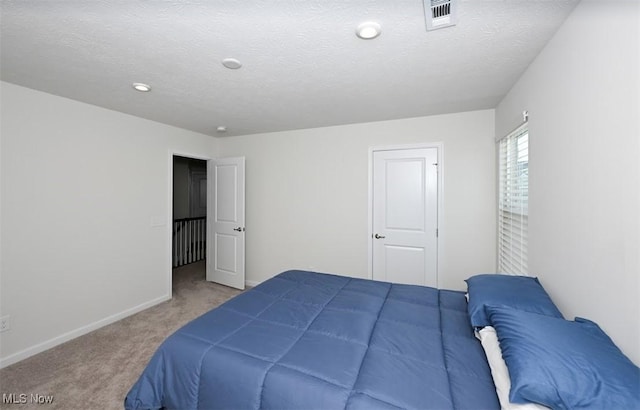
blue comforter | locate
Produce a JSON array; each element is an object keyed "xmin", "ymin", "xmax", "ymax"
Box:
[{"xmin": 125, "ymin": 270, "xmax": 499, "ymax": 409}]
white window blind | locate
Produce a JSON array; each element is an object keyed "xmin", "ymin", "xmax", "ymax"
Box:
[{"xmin": 497, "ymin": 123, "xmax": 528, "ymax": 275}]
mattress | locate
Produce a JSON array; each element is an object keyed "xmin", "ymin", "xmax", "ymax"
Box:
[{"xmin": 125, "ymin": 270, "xmax": 499, "ymax": 409}]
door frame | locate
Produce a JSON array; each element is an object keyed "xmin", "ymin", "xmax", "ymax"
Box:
[
  {"xmin": 167, "ymin": 150, "xmax": 212, "ymax": 298},
  {"xmin": 367, "ymin": 142, "xmax": 444, "ymax": 285}
]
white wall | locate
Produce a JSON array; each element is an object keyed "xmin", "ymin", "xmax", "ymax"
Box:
[
  {"xmin": 219, "ymin": 109, "xmax": 496, "ymax": 291},
  {"xmin": 496, "ymin": 1, "xmax": 640, "ymax": 364},
  {"xmin": 0, "ymin": 82, "xmax": 216, "ymax": 367}
]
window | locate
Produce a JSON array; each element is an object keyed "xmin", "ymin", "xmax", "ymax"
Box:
[{"xmin": 497, "ymin": 123, "xmax": 528, "ymax": 274}]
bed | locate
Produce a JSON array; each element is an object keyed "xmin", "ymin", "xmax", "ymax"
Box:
[
  {"xmin": 125, "ymin": 270, "xmax": 640, "ymax": 410},
  {"xmin": 125, "ymin": 270, "xmax": 500, "ymax": 409}
]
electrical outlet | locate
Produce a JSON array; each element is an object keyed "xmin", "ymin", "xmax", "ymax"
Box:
[{"xmin": 0, "ymin": 315, "xmax": 10, "ymax": 333}]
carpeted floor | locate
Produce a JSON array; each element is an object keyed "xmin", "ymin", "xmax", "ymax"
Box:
[{"xmin": 0, "ymin": 261, "xmax": 242, "ymax": 410}]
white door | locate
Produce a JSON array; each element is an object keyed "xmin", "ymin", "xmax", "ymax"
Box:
[
  {"xmin": 372, "ymin": 148, "xmax": 438, "ymax": 287},
  {"xmin": 207, "ymin": 157, "xmax": 245, "ymax": 289}
]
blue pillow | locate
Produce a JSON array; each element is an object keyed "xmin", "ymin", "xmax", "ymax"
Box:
[
  {"xmin": 486, "ymin": 305, "xmax": 640, "ymax": 409},
  {"xmin": 465, "ymin": 274, "xmax": 562, "ymax": 328}
]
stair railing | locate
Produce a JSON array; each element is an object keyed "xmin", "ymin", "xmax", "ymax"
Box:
[{"xmin": 173, "ymin": 217, "xmax": 206, "ymax": 267}]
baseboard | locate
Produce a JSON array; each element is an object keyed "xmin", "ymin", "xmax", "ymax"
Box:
[
  {"xmin": 245, "ymin": 279, "xmax": 261, "ymax": 288},
  {"xmin": 0, "ymin": 294, "xmax": 172, "ymax": 369}
]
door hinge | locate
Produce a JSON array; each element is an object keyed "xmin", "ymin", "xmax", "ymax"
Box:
[{"xmin": 436, "ymin": 228, "xmax": 439, "ymax": 237}]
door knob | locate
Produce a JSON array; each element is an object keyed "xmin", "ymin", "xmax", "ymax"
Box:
[
  {"xmin": 233, "ymin": 227, "xmax": 244, "ymax": 232},
  {"xmin": 374, "ymin": 233, "xmax": 385, "ymax": 239}
]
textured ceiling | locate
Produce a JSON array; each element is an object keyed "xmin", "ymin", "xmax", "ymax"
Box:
[{"xmin": 0, "ymin": 0, "xmax": 579, "ymax": 137}]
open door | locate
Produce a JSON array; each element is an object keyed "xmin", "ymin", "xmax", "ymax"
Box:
[{"xmin": 207, "ymin": 157, "xmax": 245, "ymax": 289}]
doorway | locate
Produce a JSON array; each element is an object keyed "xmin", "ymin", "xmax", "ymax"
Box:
[
  {"xmin": 172, "ymin": 156, "xmax": 207, "ymax": 268},
  {"xmin": 168, "ymin": 154, "xmax": 246, "ymax": 293},
  {"xmin": 369, "ymin": 145, "xmax": 441, "ymax": 287}
]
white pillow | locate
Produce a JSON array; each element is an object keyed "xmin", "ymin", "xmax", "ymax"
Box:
[{"xmin": 478, "ymin": 326, "xmax": 549, "ymax": 410}]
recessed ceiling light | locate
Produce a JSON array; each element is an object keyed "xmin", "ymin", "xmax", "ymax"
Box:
[
  {"xmin": 222, "ymin": 58, "xmax": 242, "ymax": 69},
  {"xmin": 356, "ymin": 22, "xmax": 381, "ymax": 39},
  {"xmin": 132, "ymin": 82, "xmax": 151, "ymax": 92},
  {"xmin": 216, "ymin": 126, "xmax": 227, "ymax": 133}
]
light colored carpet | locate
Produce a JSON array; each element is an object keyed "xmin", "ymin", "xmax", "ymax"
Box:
[{"xmin": 0, "ymin": 261, "xmax": 242, "ymax": 410}]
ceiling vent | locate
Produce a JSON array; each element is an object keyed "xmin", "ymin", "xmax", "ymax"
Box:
[{"xmin": 424, "ymin": 0, "xmax": 458, "ymax": 31}]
